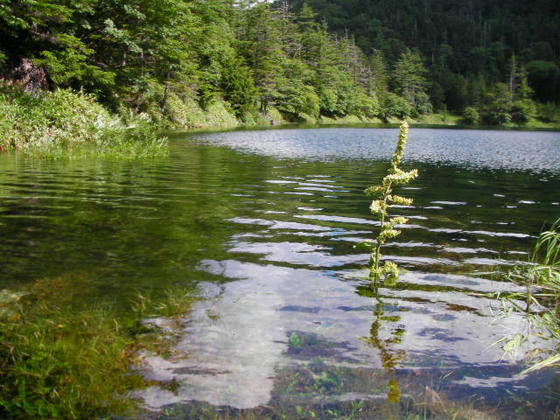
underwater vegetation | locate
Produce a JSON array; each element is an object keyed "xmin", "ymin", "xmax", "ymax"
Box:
[{"xmin": 0, "ymin": 274, "xmax": 196, "ymax": 419}]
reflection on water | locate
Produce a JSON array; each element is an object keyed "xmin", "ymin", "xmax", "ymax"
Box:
[
  {"xmin": 1, "ymin": 128, "xmax": 560, "ymax": 417},
  {"xmin": 138, "ymin": 263, "xmax": 545, "ymax": 413}
]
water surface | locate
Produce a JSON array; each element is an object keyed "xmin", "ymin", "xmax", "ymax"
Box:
[{"xmin": 1, "ymin": 128, "xmax": 559, "ymax": 418}]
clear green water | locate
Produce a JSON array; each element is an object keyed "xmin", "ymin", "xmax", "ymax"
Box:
[{"xmin": 1, "ymin": 128, "xmax": 559, "ymax": 418}]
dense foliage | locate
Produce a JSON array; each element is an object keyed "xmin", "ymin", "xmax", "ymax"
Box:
[
  {"xmin": 0, "ymin": 87, "xmax": 168, "ymax": 158},
  {"xmin": 3, "ymin": 0, "xmax": 555, "ymax": 131},
  {"xmin": 0, "ymin": 0, "xmax": 382, "ymax": 127}
]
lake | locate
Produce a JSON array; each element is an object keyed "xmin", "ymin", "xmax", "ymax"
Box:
[{"xmin": 1, "ymin": 127, "xmax": 559, "ymax": 418}]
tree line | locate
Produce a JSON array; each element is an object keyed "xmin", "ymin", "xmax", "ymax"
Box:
[
  {"xmin": 0, "ymin": 0, "xmax": 558, "ymax": 126},
  {"xmin": 290, "ymin": 0, "xmax": 560, "ymax": 124}
]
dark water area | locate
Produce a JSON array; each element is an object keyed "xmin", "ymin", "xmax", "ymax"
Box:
[{"xmin": 1, "ymin": 128, "xmax": 560, "ymax": 418}]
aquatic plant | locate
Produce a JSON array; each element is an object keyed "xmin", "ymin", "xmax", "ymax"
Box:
[
  {"xmin": 0, "ymin": 274, "xmax": 196, "ymax": 419},
  {"xmin": 289, "ymin": 332, "xmax": 303, "ymax": 348},
  {"xmin": 500, "ymin": 218, "xmax": 560, "ymax": 372},
  {"xmin": 359, "ymin": 121, "xmax": 418, "ymax": 286}
]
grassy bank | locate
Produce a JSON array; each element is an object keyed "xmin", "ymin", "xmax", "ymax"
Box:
[
  {"xmin": 0, "ymin": 87, "xmax": 168, "ymax": 159},
  {"xmin": 0, "ymin": 274, "xmax": 197, "ymax": 419},
  {"xmin": 413, "ymin": 111, "xmax": 560, "ymax": 130}
]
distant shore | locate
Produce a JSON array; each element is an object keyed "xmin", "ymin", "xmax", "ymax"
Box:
[
  {"xmin": 175, "ymin": 115, "xmax": 560, "ymax": 137},
  {"xmin": 1, "ymin": 88, "xmax": 558, "ymax": 159}
]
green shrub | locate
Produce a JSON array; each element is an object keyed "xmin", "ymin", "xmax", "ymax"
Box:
[
  {"xmin": 413, "ymin": 91, "xmax": 433, "ymax": 116},
  {"xmin": 348, "ymin": 90, "xmax": 379, "ymax": 119},
  {"xmin": 0, "ymin": 87, "xmax": 168, "ymax": 158},
  {"xmin": 511, "ymin": 99, "xmax": 536, "ymax": 125},
  {"xmin": 318, "ymin": 85, "xmax": 339, "ymax": 116},
  {"xmin": 379, "ymin": 93, "xmax": 411, "ymax": 121},
  {"xmin": 485, "ymin": 107, "xmax": 512, "ymax": 125},
  {"xmin": 482, "ymin": 82, "xmax": 512, "ymax": 125},
  {"xmin": 165, "ymin": 93, "xmax": 238, "ymax": 129},
  {"xmin": 277, "ymin": 85, "xmax": 321, "ymax": 120},
  {"xmin": 536, "ymin": 102, "xmax": 560, "ymax": 123},
  {"xmin": 462, "ymin": 106, "xmax": 480, "ymax": 125}
]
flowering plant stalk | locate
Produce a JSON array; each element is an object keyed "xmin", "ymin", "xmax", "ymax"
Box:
[{"xmin": 361, "ymin": 121, "xmax": 418, "ymax": 286}]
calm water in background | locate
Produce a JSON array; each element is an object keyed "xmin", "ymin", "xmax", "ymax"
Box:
[{"xmin": 1, "ymin": 128, "xmax": 560, "ymax": 418}]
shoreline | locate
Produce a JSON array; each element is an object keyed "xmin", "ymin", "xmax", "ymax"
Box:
[
  {"xmin": 171, "ymin": 119, "xmax": 560, "ymax": 137},
  {"xmin": 1, "ymin": 88, "xmax": 558, "ymax": 159}
]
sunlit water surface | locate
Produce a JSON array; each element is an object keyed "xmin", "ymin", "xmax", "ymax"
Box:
[{"xmin": 1, "ymin": 128, "xmax": 559, "ymax": 418}]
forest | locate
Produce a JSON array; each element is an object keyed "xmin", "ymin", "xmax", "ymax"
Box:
[
  {"xmin": 290, "ymin": 0, "xmax": 560, "ymax": 122},
  {"xmin": 1, "ymin": 0, "xmax": 559, "ymax": 143}
]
